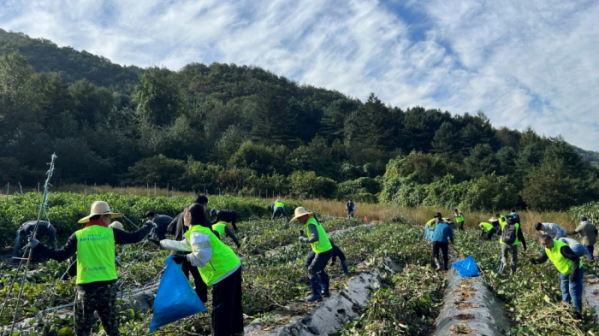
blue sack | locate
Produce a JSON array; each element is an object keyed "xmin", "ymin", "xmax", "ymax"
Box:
[
  {"xmin": 452, "ymin": 256, "xmax": 480, "ymax": 278},
  {"xmin": 149, "ymin": 256, "xmax": 206, "ymax": 332}
]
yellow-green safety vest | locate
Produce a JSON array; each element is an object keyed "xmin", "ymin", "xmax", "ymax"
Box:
[
  {"xmin": 479, "ymin": 222, "xmax": 493, "ymax": 232},
  {"xmin": 455, "ymin": 212, "xmax": 464, "ymax": 222},
  {"xmin": 427, "ymin": 218, "xmax": 437, "ymax": 230},
  {"xmin": 498, "ymin": 215, "xmax": 507, "ymax": 226},
  {"xmin": 75, "ymin": 225, "xmax": 118, "ymax": 285},
  {"xmin": 185, "ymin": 225, "xmax": 241, "ymax": 286},
  {"xmin": 545, "ymin": 240, "xmax": 583, "ymax": 276},
  {"xmin": 212, "ymin": 222, "xmax": 227, "ymax": 238},
  {"xmin": 499, "ymin": 221, "xmax": 520, "ymax": 245},
  {"xmin": 275, "ymin": 202, "xmax": 285, "ymax": 209},
  {"xmin": 305, "ymin": 217, "xmax": 332, "ymax": 254}
]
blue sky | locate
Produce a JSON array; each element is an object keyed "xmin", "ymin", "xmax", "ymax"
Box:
[{"xmin": 2, "ymin": 0, "xmax": 599, "ymax": 151}]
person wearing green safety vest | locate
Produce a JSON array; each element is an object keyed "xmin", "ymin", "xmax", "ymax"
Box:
[
  {"xmin": 453, "ymin": 209, "xmax": 465, "ymax": 231},
  {"xmin": 292, "ymin": 207, "xmax": 333, "ymax": 302},
  {"xmin": 212, "ymin": 221, "xmax": 241, "ymax": 249},
  {"xmin": 531, "ymin": 234, "xmax": 584, "ymax": 312},
  {"xmin": 160, "ymin": 204, "xmax": 243, "ymax": 336},
  {"xmin": 478, "ymin": 221, "xmax": 496, "ymax": 241},
  {"xmin": 499, "ymin": 216, "xmax": 527, "ymax": 275},
  {"xmin": 29, "ymin": 201, "xmax": 155, "ymax": 336},
  {"xmin": 271, "ymin": 199, "xmax": 290, "ymax": 222}
]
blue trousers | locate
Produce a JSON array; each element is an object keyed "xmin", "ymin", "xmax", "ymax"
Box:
[
  {"xmin": 559, "ymin": 267, "xmax": 584, "ymax": 311},
  {"xmin": 585, "ymin": 245, "xmax": 594, "ymax": 261},
  {"xmin": 571, "ymin": 245, "xmax": 587, "ymax": 258}
]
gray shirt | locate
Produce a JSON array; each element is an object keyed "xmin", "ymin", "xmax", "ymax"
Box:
[
  {"xmin": 575, "ymin": 221, "xmax": 597, "ymax": 246},
  {"xmin": 541, "ymin": 223, "xmax": 567, "ymax": 239}
]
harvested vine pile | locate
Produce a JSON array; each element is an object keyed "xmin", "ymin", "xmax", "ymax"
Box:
[{"xmin": 342, "ymin": 265, "xmax": 446, "ymax": 335}]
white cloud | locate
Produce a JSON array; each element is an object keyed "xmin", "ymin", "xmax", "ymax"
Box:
[{"xmin": 1, "ymin": 0, "xmax": 598, "ymax": 150}]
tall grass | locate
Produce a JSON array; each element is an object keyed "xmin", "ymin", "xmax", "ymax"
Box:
[{"xmin": 43, "ymin": 184, "xmax": 579, "ymax": 236}]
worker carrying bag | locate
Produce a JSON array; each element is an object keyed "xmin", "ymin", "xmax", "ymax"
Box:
[
  {"xmin": 501, "ymin": 218, "xmax": 518, "ymax": 245},
  {"xmin": 149, "ymin": 256, "xmax": 206, "ymax": 332}
]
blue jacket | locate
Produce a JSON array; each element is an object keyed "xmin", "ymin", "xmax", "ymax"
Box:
[{"xmin": 432, "ymin": 223, "xmax": 454, "ymax": 243}]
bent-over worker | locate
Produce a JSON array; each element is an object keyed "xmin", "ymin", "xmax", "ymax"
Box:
[
  {"xmin": 212, "ymin": 221, "xmax": 241, "ymax": 249},
  {"xmin": 145, "ymin": 211, "xmax": 173, "ymax": 240},
  {"xmin": 531, "ymin": 234, "xmax": 584, "ymax": 311},
  {"xmin": 536, "ymin": 222, "xmax": 567, "ymax": 240},
  {"xmin": 211, "ymin": 209, "xmax": 240, "ymax": 232},
  {"xmin": 12, "ymin": 220, "xmax": 57, "ymax": 263},
  {"xmin": 271, "ymin": 199, "xmax": 290, "ymax": 222},
  {"xmin": 566, "ymin": 216, "xmax": 597, "ymax": 261}
]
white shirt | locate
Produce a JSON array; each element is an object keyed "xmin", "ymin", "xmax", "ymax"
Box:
[{"xmin": 541, "ymin": 223, "xmax": 567, "ymax": 239}]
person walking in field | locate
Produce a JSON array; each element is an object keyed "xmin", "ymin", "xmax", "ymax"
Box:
[
  {"xmin": 535, "ymin": 222, "xmax": 567, "ymax": 240},
  {"xmin": 566, "ymin": 216, "xmax": 597, "ymax": 261},
  {"xmin": 145, "ymin": 211, "xmax": 173, "ymax": 240},
  {"xmin": 211, "ymin": 209, "xmax": 240, "ymax": 232},
  {"xmin": 271, "ymin": 199, "xmax": 290, "ymax": 222},
  {"xmin": 500, "ymin": 215, "xmax": 527, "ymax": 276},
  {"xmin": 164, "ymin": 195, "xmax": 209, "ymax": 303},
  {"xmin": 478, "ymin": 221, "xmax": 497, "ymax": 241},
  {"xmin": 509, "ymin": 208, "xmax": 520, "ymax": 223},
  {"xmin": 432, "ymin": 218, "xmax": 454, "ymax": 271},
  {"xmin": 213, "ymin": 221, "xmax": 241, "ymax": 249},
  {"xmin": 160, "ymin": 204, "xmax": 244, "ymax": 336},
  {"xmin": 453, "ymin": 209, "xmax": 465, "ymax": 231},
  {"xmin": 292, "ymin": 207, "xmax": 333, "ymax": 302},
  {"xmin": 530, "ymin": 234, "xmax": 584, "ymax": 312},
  {"xmin": 29, "ymin": 201, "xmax": 156, "ymax": 336},
  {"xmin": 346, "ymin": 199, "xmax": 356, "ymax": 219}
]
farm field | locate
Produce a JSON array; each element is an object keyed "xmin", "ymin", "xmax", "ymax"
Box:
[{"xmin": 1, "ymin": 193, "xmax": 599, "ymax": 335}]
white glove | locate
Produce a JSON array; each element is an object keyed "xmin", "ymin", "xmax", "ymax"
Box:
[{"xmin": 28, "ymin": 238, "xmax": 40, "ymax": 249}]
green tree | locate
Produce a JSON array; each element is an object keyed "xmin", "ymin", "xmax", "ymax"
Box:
[
  {"xmin": 464, "ymin": 144, "xmax": 497, "ymax": 178},
  {"xmin": 134, "ymin": 67, "xmax": 181, "ymax": 125},
  {"xmin": 431, "ymin": 121, "xmax": 455, "ymax": 153},
  {"xmin": 461, "ymin": 173, "xmax": 518, "ymax": 211}
]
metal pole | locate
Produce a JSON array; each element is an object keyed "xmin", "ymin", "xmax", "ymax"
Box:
[
  {"xmin": 6, "ymin": 183, "xmax": 9, "ymax": 202},
  {"xmin": 84, "ymin": 188, "xmax": 87, "ymax": 209},
  {"xmin": 167, "ymin": 183, "xmax": 169, "ymax": 197},
  {"xmin": 154, "ymin": 183, "xmax": 157, "ymax": 198},
  {"xmin": 10, "ymin": 154, "xmax": 57, "ymax": 335},
  {"xmin": 19, "ymin": 182, "xmax": 23, "ymax": 195},
  {"xmin": 147, "ymin": 183, "xmax": 149, "ymax": 197}
]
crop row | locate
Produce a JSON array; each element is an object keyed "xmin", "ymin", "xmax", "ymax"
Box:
[
  {"xmin": 454, "ymin": 231, "xmax": 599, "ymax": 335},
  {"xmin": 0, "ymin": 192, "xmax": 303, "ymax": 249}
]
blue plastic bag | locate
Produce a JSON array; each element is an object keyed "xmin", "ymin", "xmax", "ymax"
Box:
[
  {"xmin": 149, "ymin": 256, "xmax": 206, "ymax": 332},
  {"xmin": 452, "ymin": 256, "xmax": 480, "ymax": 278}
]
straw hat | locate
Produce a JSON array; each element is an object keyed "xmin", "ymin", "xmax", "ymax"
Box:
[
  {"xmin": 78, "ymin": 201, "xmax": 124, "ymax": 223},
  {"xmin": 489, "ymin": 217, "xmax": 498, "ymax": 222},
  {"xmin": 290, "ymin": 207, "xmax": 313, "ymax": 222},
  {"xmin": 109, "ymin": 221, "xmax": 124, "ymax": 230}
]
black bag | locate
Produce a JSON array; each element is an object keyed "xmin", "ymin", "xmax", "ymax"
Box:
[{"xmin": 501, "ymin": 219, "xmax": 517, "ymax": 245}]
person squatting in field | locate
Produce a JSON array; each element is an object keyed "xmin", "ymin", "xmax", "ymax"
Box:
[
  {"xmin": 212, "ymin": 220, "xmax": 241, "ymax": 249},
  {"xmin": 30, "ymin": 201, "xmax": 156, "ymax": 336},
  {"xmin": 160, "ymin": 203, "xmax": 244, "ymax": 336},
  {"xmin": 12, "ymin": 220, "xmax": 57, "ymax": 263},
  {"xmin": 145, "ymin": 211, "xmax": 173, "ymax": 240},
  {"xmin": 293, "ymin": 207, "xmax": 333, "ymax": 302}
]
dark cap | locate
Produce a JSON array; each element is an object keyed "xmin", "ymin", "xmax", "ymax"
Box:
[
  {"xmin": 435, "ymin": 212, "xmax": 442, "ymax": 218},
  {"xmin": 454, "ymin": 209, "xmax": 458, "ymax": 212},
  {"xmin": 194, "ymin": 195, "xmax": 208, "ymax": 205},
  {"xmin": 581, "ymin": 216, "xmax": 588, "ymax": 221},
  {"xmin": 145, "ymin": 211, "xmax": 155, "ymax": 217}
]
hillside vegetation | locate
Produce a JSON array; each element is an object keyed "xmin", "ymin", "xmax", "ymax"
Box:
[{"xmin": 1, "ymin": 29, "xmax": 598, "ymax": 211}]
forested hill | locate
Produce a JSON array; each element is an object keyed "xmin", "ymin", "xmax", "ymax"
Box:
[
  {"xmin": 1, "ymin": 30, "xmax": 598, "ymax": 211},
  {"xmin": 0, "ymin": 29, "xmax": 142, "ymax": 93}
]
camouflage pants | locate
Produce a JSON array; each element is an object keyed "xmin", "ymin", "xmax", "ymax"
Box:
[{"xmin": 75, "ymin": 283, "xmax": 120, "ymax": 336}]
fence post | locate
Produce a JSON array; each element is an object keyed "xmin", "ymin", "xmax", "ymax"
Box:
[
  {"xmin": 154, "ymin": 183, "xmax": 157, "ymax": 198},
  {"xmin": 6, "ymin": 183, "xmax": 9, "ymax": 202},
  {"xmin": 167, "ymin": 183, "xmax": 169, "ymax": 197},
  {"xmin": 84, "ymin": 188, "xmax": 87, "ymax": 209}
]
